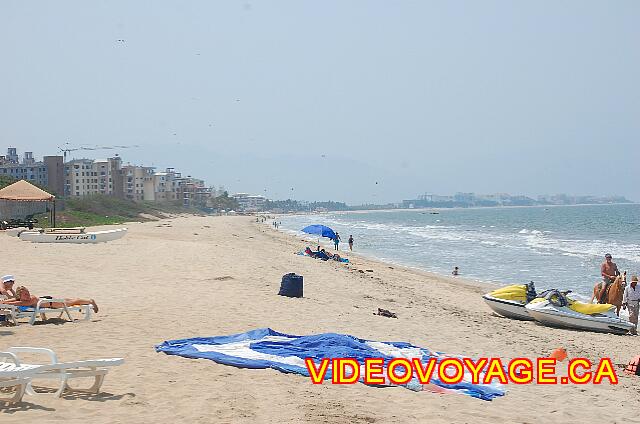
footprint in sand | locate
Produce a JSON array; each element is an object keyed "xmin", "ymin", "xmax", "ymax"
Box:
[{"xmin": 213, "ymin": 276, "xmax": 234, "ymax": 281}]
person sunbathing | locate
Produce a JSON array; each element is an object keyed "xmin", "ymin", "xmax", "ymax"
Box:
[
  {"xmin": 1, "ymin": 286, "xmax": 99, "ymax": 313},
  {"xmin": 0, "ymin": 275, "xmax": 16, "ymax": 299},
  {"xmin": 316, "ymin": 249, "xmax": 331, "ymax": 260}
]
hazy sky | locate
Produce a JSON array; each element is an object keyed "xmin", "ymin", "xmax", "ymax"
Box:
[{"xmin": 2, "ymin": 1, "xmax": 638, "ymax": 204}]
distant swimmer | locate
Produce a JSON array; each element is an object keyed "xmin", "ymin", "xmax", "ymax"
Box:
[
  {"xmin": 348, "ymin": 235, "xmax": 354, "ymax": 251},
  {"xmin": 452, "ymin": 266, "xmax": 459, "ymax": 276}
]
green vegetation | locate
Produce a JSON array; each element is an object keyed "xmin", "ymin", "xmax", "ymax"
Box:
[
  {"xmin": 264, "ymin": 199, "xmax": 349, "ymax": 212},
  {"xmin": 47, "ymin": 210, "xmax": 129, "ymax": 227},
  {"xmin": 2, "ymin": 176, "xmax": 238, "ymax": 228},
  {"xmin": 34, "ymin": 194, "xmax": 202, "ymax": 228},
  {"xmin": 0, "ymin": 175, "xmax": 14, "ymax": 189},
  {"xmin": 207, "ymin": 191, "xmax": 239, "ymax": 211}
]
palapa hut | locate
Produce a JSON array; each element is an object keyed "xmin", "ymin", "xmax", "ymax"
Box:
[{"xmin": 0, "ymin": 180, "xmax": 56, "ymax": 227}]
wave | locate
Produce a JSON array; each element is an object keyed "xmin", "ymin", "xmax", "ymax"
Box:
[
  {"xmin": 280, "ymin": 212, "xmax": 640, "ymax": 265},
  {"xmin": 522, "ymin": 234, "xmax": 640, "ymax": 263}
]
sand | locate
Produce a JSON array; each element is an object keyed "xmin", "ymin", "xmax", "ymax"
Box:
[{"xmin": 1, "ymin": 216, "xmax": 638, "ymax": 423}]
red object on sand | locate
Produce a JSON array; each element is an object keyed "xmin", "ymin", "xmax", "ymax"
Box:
[
  {"xmin": 549, "ymin": 348, "xmax": 567, "ymax": 361},
  {"xmin": 625, "ymin": 356, "xmax": 640, "ymax": 375}
]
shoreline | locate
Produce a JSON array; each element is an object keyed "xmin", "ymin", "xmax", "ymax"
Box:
[
  {"xmin": 271, "ymin": 206, "xmax": 640, "ymax": 300},
  {"xmin": 2, "ymin": 215, "xmax": 638, "ymax": 423},
  {"xmin": 268, "ymin": 202, "xmax": 638, "ymax": 216},
  {"xmin": 268, "ymin": 221, "xmax": 497, "ymax": 293}
]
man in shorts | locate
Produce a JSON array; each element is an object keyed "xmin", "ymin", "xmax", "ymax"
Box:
[{"xmin": 598, "ymin": 253, "xmax": 619, "ymax": 303}]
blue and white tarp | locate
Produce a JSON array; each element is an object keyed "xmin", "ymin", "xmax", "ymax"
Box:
[{"xmin": 155, "ymin": 328, "xmax": 505, "ymax": 401}]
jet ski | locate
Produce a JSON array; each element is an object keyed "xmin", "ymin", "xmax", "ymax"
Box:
[
  {"xmin": 482, "ymin": 282, "xmax": 537, "ymax": 320},
  {"xmin": 525, "ymin": 289, "xmax": 634, "ymax": 334}
]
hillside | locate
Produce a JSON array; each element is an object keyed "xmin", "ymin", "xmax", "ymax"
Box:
[{"xmin": 50, "ymin": 195, "xmax": 201, "ymax": 227}]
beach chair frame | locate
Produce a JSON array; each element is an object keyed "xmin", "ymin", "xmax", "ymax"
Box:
[
  {"xmin": 6, "ymin": 347, "xmax": 124, "ymax": 397},
  {"xmin": 0, "ymin": 298, "xmax": 92, "ymax": 325},
  {"xmin": 0, "ymin": 352, "xmax": 42, "ymax": 404}
]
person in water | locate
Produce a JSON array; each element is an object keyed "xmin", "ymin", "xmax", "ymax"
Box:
[
  {"xmin": 1, "ymin": 286, "xmax": 99, "ymax": 313},
  {"xmin": 348, "ymin": 235, "xmax": 354, "ymax": 251},
  {"xmin": 598, "ymin": 253, "xmax": 620, "ymax": 303},
  {"xmin": 452, "ymin": 267, "xmax": 459, "ymax": 276},
  {"xmin": 333, "ymin": 232, "xmax": 341, "ymax": 250}
]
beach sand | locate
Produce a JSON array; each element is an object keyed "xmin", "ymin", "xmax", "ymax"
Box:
[{"xmin": 1, "ymin": 216, "xmax": 638, "ymax": 423}]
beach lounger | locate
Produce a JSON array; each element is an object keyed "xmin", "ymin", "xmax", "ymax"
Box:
[
  {"xmin": 0, "ymin": 352, "xmax": 42, "ymax": 403},
  {"xmin": 0, "ymin": 306, "xmax": 18, "ymax": 326},
  {"xmin": 0, "ymin": 298, "xmax": 93, "ymax": 325},
  {"xmin": 5, "ymin": 347, "xmax": 124, "ymax": 397}
]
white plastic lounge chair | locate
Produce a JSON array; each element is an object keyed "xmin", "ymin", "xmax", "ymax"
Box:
[
  {"xmin": 0, "ymin": 298, "xmax": 93, "ymax": 325},
  {"xmin": 0, "ymin": 352, "xmax": 42, "ymax": 403},
  {"xmin": 6, "ymin": 347, "xmax": 124, "ymax": 397},
  {"xmin": 0, "ymin": 306, "xmax": 17, "ymax": 326}
]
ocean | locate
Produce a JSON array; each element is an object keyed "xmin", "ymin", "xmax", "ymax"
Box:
[{"xmin": 277, "ymin": 204, "xmax": 640, "ymax": 297}]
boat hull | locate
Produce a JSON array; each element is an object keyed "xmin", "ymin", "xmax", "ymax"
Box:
[
  {"xmin": 19, "ymin": 228, "xmax": 127, "ymax": 244},
  {"xmin": 525, "ymin": 302, "xmax": 634, "ymax": 334},
  {"xmin": 4, "ymin": 227, "xmax": 30, "ymax": 237},
  {"xmin": 482, "ymin": 295, "xmax": 533, "ymax": 320}
]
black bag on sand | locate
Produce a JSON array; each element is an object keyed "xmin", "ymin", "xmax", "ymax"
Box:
[{"xmin": 278, "ymin": 273, "xmax": 303, "ymax": 298}]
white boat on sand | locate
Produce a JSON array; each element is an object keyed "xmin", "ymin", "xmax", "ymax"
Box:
[
  {"xmin": 482, "ymin": 283, "xmax": 537, "ymax": 321},
  {"xmin": 19, "ymin": 227, "xmax": 127, "ymax": 244},
  {"xmin": 525, "ymin": 290, "xmax": 634, "ymax": 334},
  {"xmin": 483, "ymin": 293, "xmax": 533, "ymax": 320},
  {"xmin": 4, "ymin": 227, "xmax": 31, "ymax": 237}
]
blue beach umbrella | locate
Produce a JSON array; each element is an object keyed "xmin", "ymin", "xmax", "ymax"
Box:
[{"xmin": 301, "ymin": 224, "xmax": 337, "ymax": 240}]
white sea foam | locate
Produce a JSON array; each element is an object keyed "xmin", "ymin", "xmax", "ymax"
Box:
[{"xmin": 277, "ymin": 207, "xmax": 640, "ymax": 296}]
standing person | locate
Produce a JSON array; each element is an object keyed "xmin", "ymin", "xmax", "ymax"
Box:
[
  {"xmin": 599, "ymin": 253, "xmax": 620, "ymax": 303},
  {"xmin": 623, "ymin": 275, "xmax": 640, "ymax": 335},
  {"xmin": 333, "ymin": 232, "xmax": 341, "ymax": 250},
  {"xmin": 348, "ymin": 235, "xmax": 354, "ymax": 251}
]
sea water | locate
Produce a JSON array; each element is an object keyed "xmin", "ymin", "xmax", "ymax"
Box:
[{"xmin": 277, "ymin": 204, "xmax": 640, "ymax": 297}]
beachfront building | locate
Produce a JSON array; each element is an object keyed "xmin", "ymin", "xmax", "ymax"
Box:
[
  {"xmin": 64, "ymin": 156, "xmax": 123, "ymax": 197},
  {"xmin": 0, "ymin": 148, "xmax": 65, "ymax": 195},
  {"xmin": 477, "ymin": 193, "xmax": 511, "ymax": 205},
  {"xmin": 1, "ymin": 147, "xmax": 213, "ymax": 205},
  {"xmin": 122, "ymin": 165, "xmax": 155, "ymax": 202},
  {"xmin": 175, "ymin": 176, "xmax": 211, "ymax": 207},
  {"xmin": 43, "ymin": 155, "xmax": 64, "ymax": 195},
  {"xmin": 232, "ymin": 193, "xmax": 267, "ymax": 212},
  {"xmin": 6, "ymin": 148, "xmax": 19, "ymax": 164},
  {"xmin": 454, "ymin": 192, "xmax": 475, "ymax": 203},
  {"xmin": 149, "ymin": 168, "xmax": 181, "ymax": 202},
  {"xmin": 0, "ymin": 156, "xmax": 48, "ymax": 187}
]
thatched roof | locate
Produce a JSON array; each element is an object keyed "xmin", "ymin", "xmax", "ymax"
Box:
[{"xmin": 0, "ymin": 180, "xmax": 55, "ymax": 201}]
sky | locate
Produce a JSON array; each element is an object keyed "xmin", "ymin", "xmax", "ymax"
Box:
[{"xmin": 1, "ymin": 1, "xmax": 638, "ymax": 204}]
